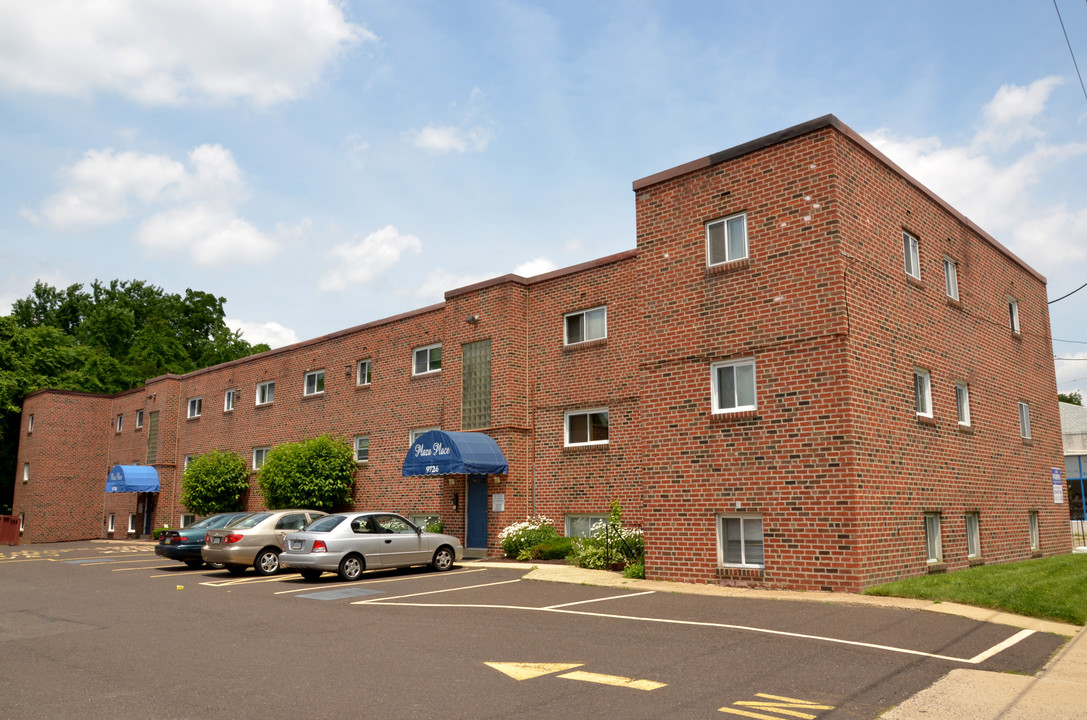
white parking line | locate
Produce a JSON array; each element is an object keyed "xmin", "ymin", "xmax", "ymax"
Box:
[
  {"xmin": 352, "ymin": 578, "xmax": 523, "ymax": 604},
  {"xmin": 543, "ymin": 591, "xmax": 656, "ymax": 609},
  {"xmin": 273, "ymin": 567, "xmax": 487, "ymax": 594}
]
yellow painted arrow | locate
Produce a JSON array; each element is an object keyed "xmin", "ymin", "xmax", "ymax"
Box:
[{"xmin": 485, "ymin": 662, "xmax": 666, "ymax": 691}]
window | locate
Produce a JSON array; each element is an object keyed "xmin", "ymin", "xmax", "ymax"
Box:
[
  {"xmin": 924, "ymin": 513, "xmax": 942, "ymax": 563},
  {"xmin": 565, "ymin": 306, "xmax": 607, "ymax": 345},
  {"xmin": 304, "ymin": 370, "xmax": 325, "ymax": 396},
  {"xmin": 410, "ymin": 514, "xmax": 440, "ymax": 531},
  {"xmin": 1019, "ymin": 401, "xmax": 1031, "ymax": 439},
  {"xmin": 107, "ymin": 513, "xmax": 115, "ymax": 533},
  {"xmin": 565, "ymin": 409, "xmax": 609, "ymax": 446},
  {"xmin": 719, "ymin": 515, "xmax": 764, "ymax": 567},
  {"xmin": 1008, "ymin": 298, "xmax": 1020, "ymax": 334},
  {"xmin": 19, "ymin": 513, "xmax": 25, "ymax": 532},
  {"xmin": 116, "ymin": 414, "xmax": 123, "ymax": 432},
  {"xmin": 413, "ymin": 344, "xmax": 442, "ymax": 375},
  {"xmin": 462, "ymin": 339, "xmax": 492, "ymax": 430},
  {"xmin": 354, "ymin": 435, "xmax": 369, "ymax": 463},
  {"xmin": 955, "ymin": 383, "xmax": 971, "ymax": 426},
  {"xmin": 903, "ymin": 231, "xmax": 920, "ymax": 279},
  {"xmin": 712, "ymin": 359, "xmax": 756, "ymax": 413},
  {"xmin": 410, "ymin": 427, "xmax": 439, "ymax": 445},
  {"xmin": 965, "ymin": 513, "xmax": 980, "ymax": 558},
  {"xmin": 27, "ymin": 414, "xmax": 33, "ymax": 433},
  {"xmin": 253, "ymin": 446, "xmax": 270, "ymax": 469},
  {"xmin": 135, "ymin": 409, "xmax": 143, "ymax": 428},
  {"xmin": 566, "ymin": 514, "xmax": 607, "ymax": 538},
  {"xmin": 184, "ymin": 455, "xmax": 194, "ymax": 470},
  {"xmin": 257, "ymin": 381, "xmax": 275, "ymax": 405},
  {"xmin": 127, "ymin": 514, "xmax": 136, "ymax": 534},
  {"xmin": 187, "ymin": 397, "xmax": 202, "ymax": 418},
  {"xmin": 180, "ymin": 514, "xmax": 196, "ymax": 528},
  {"xmin": 224, "ymin": 389, "xmax": 236, "ymax": 412},
  {"xmin": 22, "ymin": 463, "xmax": 29, "ymax": 483},
  {"xmin": 706, "ymin": 213, "xmax": 748, "ymax": 266},
  {"xmin": 1029, "ymin": 511, "xmax": 1040, "ymax": 550},
  {"xmin": 914, "ymin": 369, "xmax": 932, "ymax": 417},
  {"xmin": 944, "ymin": 258, "xmax": 959, "ymax": 300},
  {"xmin": 356, "ymin": 359, "xmax": 372, "ymax": 386}
]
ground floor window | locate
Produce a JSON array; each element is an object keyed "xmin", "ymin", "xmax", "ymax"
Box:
[
  {"xmin": 19, "ymin": 513, "xmax": 25, "ymax": 532},
  {"xmin": 180, "ymin": 514, "xmax": 196, "ymax": 528},
  {"xmin": 718, "ymin": 514, "xmax": 764, "ymax": 568},
  {"xmin": 108, "ymin": 513, "xmax": 115, "ymax": 532},
  {"xmin": 925, "ymin": 513, "xmax": 942, "ymax": 563},
  {"xmin": 566, "ymin": 514, "xmax": 607, "ymax": 538},
  {"xmin": 1029, "ymin": 511, "xmax": 1040, "ymax": 550},
  {"xmin": 410, "ymin": 514, "xmax": 440, "ymax": 531},
  {"xmin": 965, "ymin": 512, "xmax": 980, "ymax": 558},
  {"xmin": 127, "ymin": 514, "xmax": 136, "ymax": 534}
]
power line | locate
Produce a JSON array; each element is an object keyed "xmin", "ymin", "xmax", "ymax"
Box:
[
  {"xmin": 1049, "ymin": 279, "xmax": 1087, "ymax": 304},
  {"xmin": 1054, "ymin": 338, "xmax": 1087, "ymax": 344},
  {"xmin": 1054, "ymin": 0, "xmax": 1087, "ymax": 102}
]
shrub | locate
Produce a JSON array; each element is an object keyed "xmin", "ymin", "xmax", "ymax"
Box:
[
  {"xmin": 257, "ymin": 434, "xmax": 356, "ymax": 511},
  {"xmin": 498, "ymin": 516, "xmax": 559, "ymax": 558},
  {"xmin": 518, "ymin": 536, "xmax": 574, "ymax": 561},
  {"xmin": 152, "ymin": 526, "xmax": 172, "ymax": 540},
  {"xmin": 180, "ymin": 450, "xmax": 249, "ymax": 515},
  {"xmin": 622, "ymin": 560, "xmax": 645, "ymax": 579},
  {"xmin": 568, "ymin": 500, "xmax": 644, "ymax": 570}
]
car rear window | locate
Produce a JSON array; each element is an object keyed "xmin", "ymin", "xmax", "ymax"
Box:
[
  {"xmin": 208, "ymin": 513, "xmax": 249, "ymax": 529},
  {"xmin": 231, "ymin": 513, "xmax": 271, "ymax": 529},
  {"xmin": 304, "ymin": 515, "xmax": 345, "ymax": 533}
]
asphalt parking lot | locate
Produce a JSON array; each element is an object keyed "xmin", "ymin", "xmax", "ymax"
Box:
[{"xmin": 0, "ymin": 541, "xmax": 1068, "ymax": 719}]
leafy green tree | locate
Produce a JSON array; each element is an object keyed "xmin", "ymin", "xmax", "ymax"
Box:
[
  {"xmin": 1060, "ymin": 391, "xmax": 1083, "ymax": 406},
  {"xmin": 180, "ymin": 450, "xmax": 250, "ymax": 515},
  {"xmin": 257, "ymin": 435, "xmax": 356, "ymax": 511}
]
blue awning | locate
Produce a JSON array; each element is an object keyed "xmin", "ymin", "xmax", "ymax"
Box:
[
  {"xmin": 402, "ymin": 430, "xmax": 508, "ymax": 477},
  {"xmin": 105, "ymin": 465, "xmax": 160, "ymax": 493}
]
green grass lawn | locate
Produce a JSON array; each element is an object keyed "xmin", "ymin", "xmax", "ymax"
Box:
[{"xmin": 864, "ymin": 553, "xmax": 1087, "ymax": 625}]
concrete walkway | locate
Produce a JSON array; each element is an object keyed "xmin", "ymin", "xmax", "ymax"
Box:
[{"xmin": 471, "ymin": 561, "xmax": 1084, "ymax": 719}]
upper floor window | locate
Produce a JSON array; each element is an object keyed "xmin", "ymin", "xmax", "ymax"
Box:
[
  {"xmin": 1018, "ymin": 401, "xmax": 1031, "ymax": 439},
  {"xmin": 187, "ymin": 397, "xmax": 202, "ymax": 418},
  {"xmin": 354, "ymin": 435, "xmax": 369, "ymax": 463},
  {"xmin": 357, "ymin": 359, "xmax": 372, "ymax": 386},
  {"xmin": 914, "ymin": 368, "xmax": 932, "ymax": 417},
  {"xmin": 115, "ymin": 414, "xmax": 123, "ymax": 432},
  {"xmin": 706, "ymin": 213, "xmax": 748, "ymax": 266},
  {"xmin": 253, "ymin": 446, "xmax": 270, "ymax": 469},
  {"xmin": 27, "ymin": 414, "xmax": 33, "ymax": 433},
  {"xmin": 135, "ymin": 409, "xmax": 143, "ymax": 428},
  {"xmin": 304, "ymin": 370, "xmax": 325, "ymax": 396},
  {"xmin": 903, "ymin": 231, "xmax": 920, "ymax": 280},
  {"xmin": 23, "ymin": 462, "xmax": 29, "ymax": 482},
  {"xmin": 955, "ymin": 383, "xmax": 971, "ymax": 427},
  {"xmin": 944, "ymin": 258, "xmax": 959, "ymax": 300},
  {"xmin": 184, "ymin": 455, "xmax": 194, "ymax": 469},
  {"xmin": 224, "ymin": 389, "xmax": 236, "ymax": 412},
  {"xmin": 1008, "ymin": 298, "xmax": 1020, "ymax": 334},
  {"xmin": 413, "ymin": 344, "xmax": 442, "ymax": 375},
  {"xmin": 712, "ymin": 359, "xmax": 756, "ymax": 414},
  {"xmin": 565, "ymin": 306, "xmax": 607, "ymax": 345},
  {"xmin": 565, "ymin": 408, "xmax": 609, "ymax": 446},
  {"xmin": 410, "ymin": 427, "xmax": 439, "ymax": 446},
  {"xmin": 257, "ymin": 381, "xmax": 275, "ymax": 406}
]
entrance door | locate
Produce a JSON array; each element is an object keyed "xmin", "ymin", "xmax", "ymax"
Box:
[{"xmin": 466, "ymin": 474, "xmax": 488, "ymax": 549}]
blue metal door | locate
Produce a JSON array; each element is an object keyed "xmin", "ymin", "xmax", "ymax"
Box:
[{"xmin": 466, "ymin": 474, "xmax": 488, "ymax": 549}]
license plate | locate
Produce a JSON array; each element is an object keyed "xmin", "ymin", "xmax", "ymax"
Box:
[
  {"xmin": 290, "ymin": 540, "xmax": 302, "ymax": 550},
  {"xmin": 212, "ymin": 536, "xmax": 222, "ymax": 545}
]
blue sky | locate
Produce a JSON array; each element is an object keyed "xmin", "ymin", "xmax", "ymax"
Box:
[{"xmin": 1, "ymin": 1, "xmax": 1086, "ymax": 390}]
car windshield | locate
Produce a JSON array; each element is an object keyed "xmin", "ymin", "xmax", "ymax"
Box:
[
  {"xmin": 304, "ymin": 515, "xmax": 346, "ymax": 533},
  {"xmin": 230, "ymin": 513, "xmax": 271, "ymax": 529}
]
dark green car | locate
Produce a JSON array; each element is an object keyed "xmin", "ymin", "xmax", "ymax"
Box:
[{"xmin": 155, "ymin": 513, "xmax": 253, "ymax": 569}]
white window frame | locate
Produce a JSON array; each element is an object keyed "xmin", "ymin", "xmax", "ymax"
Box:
[
  {"xmin": 23, "ymin": 463, "xmax": 29, "ymax": 482},
  {"xmin": 27, "ymin": 413, "xmax": 34, "ymax": 433},
  {"xmin": 564, "ymin": 408, "xmax": 610, "ymax": 447},
  {"xmin": 1009, "ymin": 298, "xmax": 1020, "ymax": 334},
  {"xmin": 127, "ymin": 514, "xmax": 136, "ymax": 534},
  {"xmin": 712, "ymin": 358, "xmax": 757, "ymax": 414},
  {"xmin": 135, "ymin": 409, "xmax": 143, "ymax": 428},
  {"xmin": 19, "ymin": 513, "xmax": 25, "ymax": 532},
  {"xmin": 924, "ymin": 513, "xmax": 942, "ymax": 563},
  {"xmin": 354, "ymin": 435, "xmax": 369, "ymax": 463},
  {"xmin": 224, "ymin": 389, "xmax": 236, "ymax": 412},
  {"xmin": 1029, "ymin": 511, "xmax": 1040, "ymax": 550},
  {"xmin": 706, "ymin": 212, "xmax": 749, "ymax": 266},
  {"xmin": 356, "ymin": 359, "xmax": 372, "ymax": 386},
  {"xmin": 184, "ymin": 455, "xmax": 194, "ymax": 470},
  {"xmin": 413, "ymin": 344, "xmax": 442, "ymax": 376},
  {"xmin": 1019, "ymin": 401, "xmax": 1031, "ymax": 439},
  {"xmin": 107, "ymin": 513, "xmax": 115, "ymax": 533},
  {"xmin": 914, "ymin": 368, "xmax": 932, "ymax": 418},
  {"xmin": 903, "ymin": 231, "xmax": 920, "ymax": 279},
  {"xmin": 256, "ymin": 381, "xmax": 275, "ymax": 406},
  {"xmin": 566, "ymin": 514, "xmax": 608, "ymax": 539},
  {"xmin": 944, "ymin": 258, "xmax": 959, "ymax": 300},
  {"xmin": 253, "ymin": 446, "xmax": 270, "ymax": 470},
  {"xmin": 955, "ymin": 382, "xmax": 971, "ymax": 427},
  {"xmin": 564, "ymin": 306, "xmax": 607, "ymax": 345},
  {"xmin": 410, "ymin": 427, "xmax": 439, "ymax": 446},
  {"xmin": 304, "ymin": 370, "xmax": 325, "ymax": 396},
  {"xmin": 965, "ymin": 512, "xmax": 980, "ymax": 558},
  {"xmin": 116, "ymin": 414, "xmax": 123, "ymax": 432},
  {"xmin": 187, "ymin": 397, "xmax": 202, "ymax": 418},
  {"xmin": 718, "ymin": 514, "xmax": 765, "ymax": 568},
  {"xmin": 180, "ymin": 514, "xmax": 196, "ymax": 528}
]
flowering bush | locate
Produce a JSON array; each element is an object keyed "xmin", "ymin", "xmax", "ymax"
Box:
[
  {"xmin": 498, "ymin": 516, "xmax": 559, "ymax": 558},
  {"xmin": 568, "ymin": 501, "xmax": 644, "ymax": 570}
]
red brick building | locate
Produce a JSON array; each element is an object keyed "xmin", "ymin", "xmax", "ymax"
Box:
[{"xmin": 13, "ymin": 116, "xmax": 1068, "ymax": 591}]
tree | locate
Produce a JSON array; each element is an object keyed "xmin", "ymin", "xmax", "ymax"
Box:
[
  {"xmin": 180, "ymin": 450, "xmax": 250, "ymax": 516},
  {"xmin": 1060, "ymin": 391, "xmax": 1083, "ymax": 406},
  {"xmin": 257, "ymin": 435, "xmax": 356, "ymax": 511}
]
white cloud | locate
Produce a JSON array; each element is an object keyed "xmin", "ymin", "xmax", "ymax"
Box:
[
  {"xmin": 513, "ymin": 257, "xmax": 558, "ymax": 277},
  {"xmin": 407, "ymin": 88, "xmax": 496, "ymax": 153},
  {"xmin": 975, "ymin": 76, "xmax": 1064, "ymax": 149},
  {"xmin": 225, "ymin": 318, "xmax": 299, "ymax": 349},
  {"xmin": 320, "ymin": 225, "xmax": 423, "ymax": 290},
  {"xmin": 136, "ymin": 205, "xmax": 276, "ymax": 266},
  {"xmin": 0, "ymin": 0, "xmax": 372, "ymax": 106}
]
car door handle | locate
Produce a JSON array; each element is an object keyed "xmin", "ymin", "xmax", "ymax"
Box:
[{"xmin": 384, "ymin": 539, "xmax": 392, "ymax": 544}]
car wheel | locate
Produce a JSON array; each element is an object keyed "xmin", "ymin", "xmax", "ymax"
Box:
[
  {"xmin": 299, "ymin": 569, "xmax": 322, "ymax": 581},
  {"xmin": 431, "ymin": 546, "xmax": 455, "ymax": 572},
  {"xmin": 225, "ymin": 565, "xmax": 247, "ymax": 576},
  {"xmin": 183, "ymin": 558, "xmax": 204, "ymax": 569},
  {"xmin": 338, "ymin": 554, "xmax": 364, "ymax": 581},
  {"xmin": 254, "ymin": 548, "xmax": 281, "ymax": 576},
  {"xmin": 208, "ymin": 562, "xmax": 226, "ymax": 570}
]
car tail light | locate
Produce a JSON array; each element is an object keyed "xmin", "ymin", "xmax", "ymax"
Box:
[
  {"xmin": 312, "ymin": 540, "xmax": 327, "ymax": 553},
  {"xmin": 224, "ymin": 534, "xmax": 244, "ymax": 544},
  {"xmin": 205, "ymin": 532, "xmax": 210, "ymax": 543}
]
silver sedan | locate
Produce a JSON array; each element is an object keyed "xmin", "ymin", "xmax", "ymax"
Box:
[{"xmin": 280, "ymin": 512, "xmax": 464, "ymax": 581}]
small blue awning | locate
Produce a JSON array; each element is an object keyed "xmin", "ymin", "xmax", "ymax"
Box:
[
  {"xmin": 402, "ymin": 430, "xmax": 508, "ymax": 477},
  {"xmin": 106, "ymin": 465, "xmax": 160, "ymax": 493}
]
